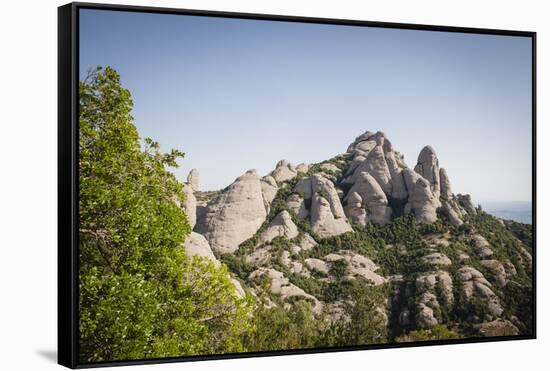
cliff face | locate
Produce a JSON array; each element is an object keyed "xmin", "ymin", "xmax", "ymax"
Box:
[{"xmin": 183, "ymin": 130, "xmax": 533, "ymax": 340}]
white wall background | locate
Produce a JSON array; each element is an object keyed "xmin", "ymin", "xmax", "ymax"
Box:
[{"xmin": 0, "ymin": 0, "xmax": 547, "ymax": 370}]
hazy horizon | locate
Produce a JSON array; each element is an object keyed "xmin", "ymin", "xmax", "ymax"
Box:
[{"xmin": 80, "ymin": 9, "xmax": 532, "ymax": 202}]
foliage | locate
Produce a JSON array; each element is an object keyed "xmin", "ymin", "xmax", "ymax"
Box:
[
  {"xmin": 244, "ymin": 298, "xmax": 323, "ymax": 352},
  {"xmin": 395, "ymin": 325, "xmax": 460, "ymax": 342},
  {"xmin": 79, "ymin": 67, "xmax": 252, "ymax": 362}
]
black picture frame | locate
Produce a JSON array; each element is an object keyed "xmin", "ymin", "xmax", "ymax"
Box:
[{"xmin": 58, "ymin": 2, "xmax": 537, "ymax": 369}]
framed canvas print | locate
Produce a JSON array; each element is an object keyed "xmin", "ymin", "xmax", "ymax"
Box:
[{"xmin": 58, "ymin": 2, "xmax": 536, "ymax": 369}]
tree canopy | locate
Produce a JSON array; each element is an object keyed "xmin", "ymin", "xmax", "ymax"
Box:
[{"xmin": 78, "ymin": 67, "xmax": 252, "ymax": 362}]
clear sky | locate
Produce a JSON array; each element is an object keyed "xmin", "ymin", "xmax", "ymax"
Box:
[{"xmin": 80, "ymin": 9, "xmax": 532, "ymax": 203}]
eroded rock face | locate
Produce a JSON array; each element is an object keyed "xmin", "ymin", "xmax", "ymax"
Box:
[
  {"xmin": 439, "ymin": 168, "xmax": 453, "ymax": 199},
  {"xmin": 414, "ymin": 146, "xmax": 441, "ymax": 199},
  {"xmin": 481, "ymin": 260, "xmax": 508, "ymax": 287},
  {"xmin": 457, "ymin": 194, "xmax": 476, "ymax": 214},
  {"xmin": 343, "ymin": 192, "xmax": 367, "ymax": 226},
  {"xmin": 416, "ymin": 297, "xmax": 439, "ymax": 328},
  {"xmin": 353, "ymin": 146, "xmax": 392, "ymax": 194},
  {"xmin": 286, "ymin": 194, "xmax": 309, "ymax": 219},
  {"xmin": 345, "ymin": 172, "xmax": 392, "ymax": 225},
  {"xmin": 260, "ymin": 176, "xmax": 278, "ymax": 213},
  {"xmin": 309, "ymin": 175, "xmax": 352, "ymax": 237},
  {"xmin": 258, "ymin": 210, "xmax": 299, "ymax": 244},
  {"xmin": 270, "ymin": 160, "xmax": 298, "ymax": 183},
  {"xmin": 472, "ymin": 235, "xmax": 494, "ymax": 259},
  {"xmin": 416, "ymin": 271, "xmax": 454, "ymax": 307},
  {"xmin": 196, "ymin": 170, "xmax": 267, "ymax": 254},
  {"xmin": 182, "ymin": 184, "xmax": 197, "ymax": 229},
  {"xmin": 294, "ymin": 178, "xmax": 313, "ymax": 200},
  {"xmin": 186, "ymin": 168, "xmax": 200, "ymax": 192},
  {"xmin": 183, "ymin": 232, "xmax": 219, "ymax": 266},
  {"xmin": 458, "ymin": 266, "xmax": 503, "ymax": 317},
  {"xmin": 407, "ymin": 177, "xmax": 439, "ymax": 224},
  {"xmin": 386, "ymin": 151, "xmax": 408, "ymax": 200}
]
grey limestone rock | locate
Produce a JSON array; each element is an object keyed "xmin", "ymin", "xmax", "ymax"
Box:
[{"xmin": 195, "ymin": 169, "xmax": 267, "ymax": 254}]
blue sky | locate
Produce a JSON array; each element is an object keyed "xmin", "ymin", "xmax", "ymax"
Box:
[{"xmin": 80, "ymin": 9, "xmax": 532, "ymax": 203}]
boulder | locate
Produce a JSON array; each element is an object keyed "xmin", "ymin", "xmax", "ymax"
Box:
[
  {"xmin": 195, "ymin": 170, "xmax": 267, "ymax": 254},
  {"xmin": 187, "ymin": 168, "xmax": 200, "ymax": 191}
]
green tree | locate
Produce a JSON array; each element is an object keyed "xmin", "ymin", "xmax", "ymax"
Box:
[{"xmin": 79, "ymin": 66, "xmax": 252, "ymax": 362}]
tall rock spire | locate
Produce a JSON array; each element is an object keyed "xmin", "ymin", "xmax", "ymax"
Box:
[{"xmin": 414, "ymin": 145, "xmax": 441, "ymax": 199}]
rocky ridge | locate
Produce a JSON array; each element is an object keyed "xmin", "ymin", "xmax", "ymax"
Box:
[{"xmin": 180, "ymin": 130, "xmax": 533, "ymax": 340}]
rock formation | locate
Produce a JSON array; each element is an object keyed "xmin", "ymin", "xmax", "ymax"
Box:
[
  {"xmin": 258, "ymin": 210, "xmax": 299, "ymax": 244},
  {"xmin": 343, "ymin": 192, "xmax": 367, "ymax": 226},
  {"xmin": 414, "ymin": 146, "xmax": 441, "ymax": 199},
  {"xmin": 195, "ymin": 170, "xmax": 267, "ymax": 254},
  {"xmin": 286, "ymin": 194, "xmax": 309, "ymax": 219},
  {"xmin": 309, "ymin": 175, "xmax": 352, "ymax": 237},
  {"xmin": 181, "ymin": 184, "xmax": 197, "ymax": 228},
  {"xmin": 187, "ymin": 168, "xmax": 200, "ymax": 191},
  {"xmin": 270, "ymin": 160, "xmax": 298, "ymax": 183},
  {"xmin": 345, "ymin": 172, "xmax": 392, "ymax": 225},
  {"xmin": 249, "ymin": 268, "xmax": 322, "ymax": 314},
  {"xmin": 183, "ymin": 232, "xmax": 219, "ymax": 266},
  {"xmin": 260, "ymin": 175, "xmax": 278, "ymax": 212},
  {"xmin": 182, "ymin": 129, "xmax": 530, "ymax": 340}
]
